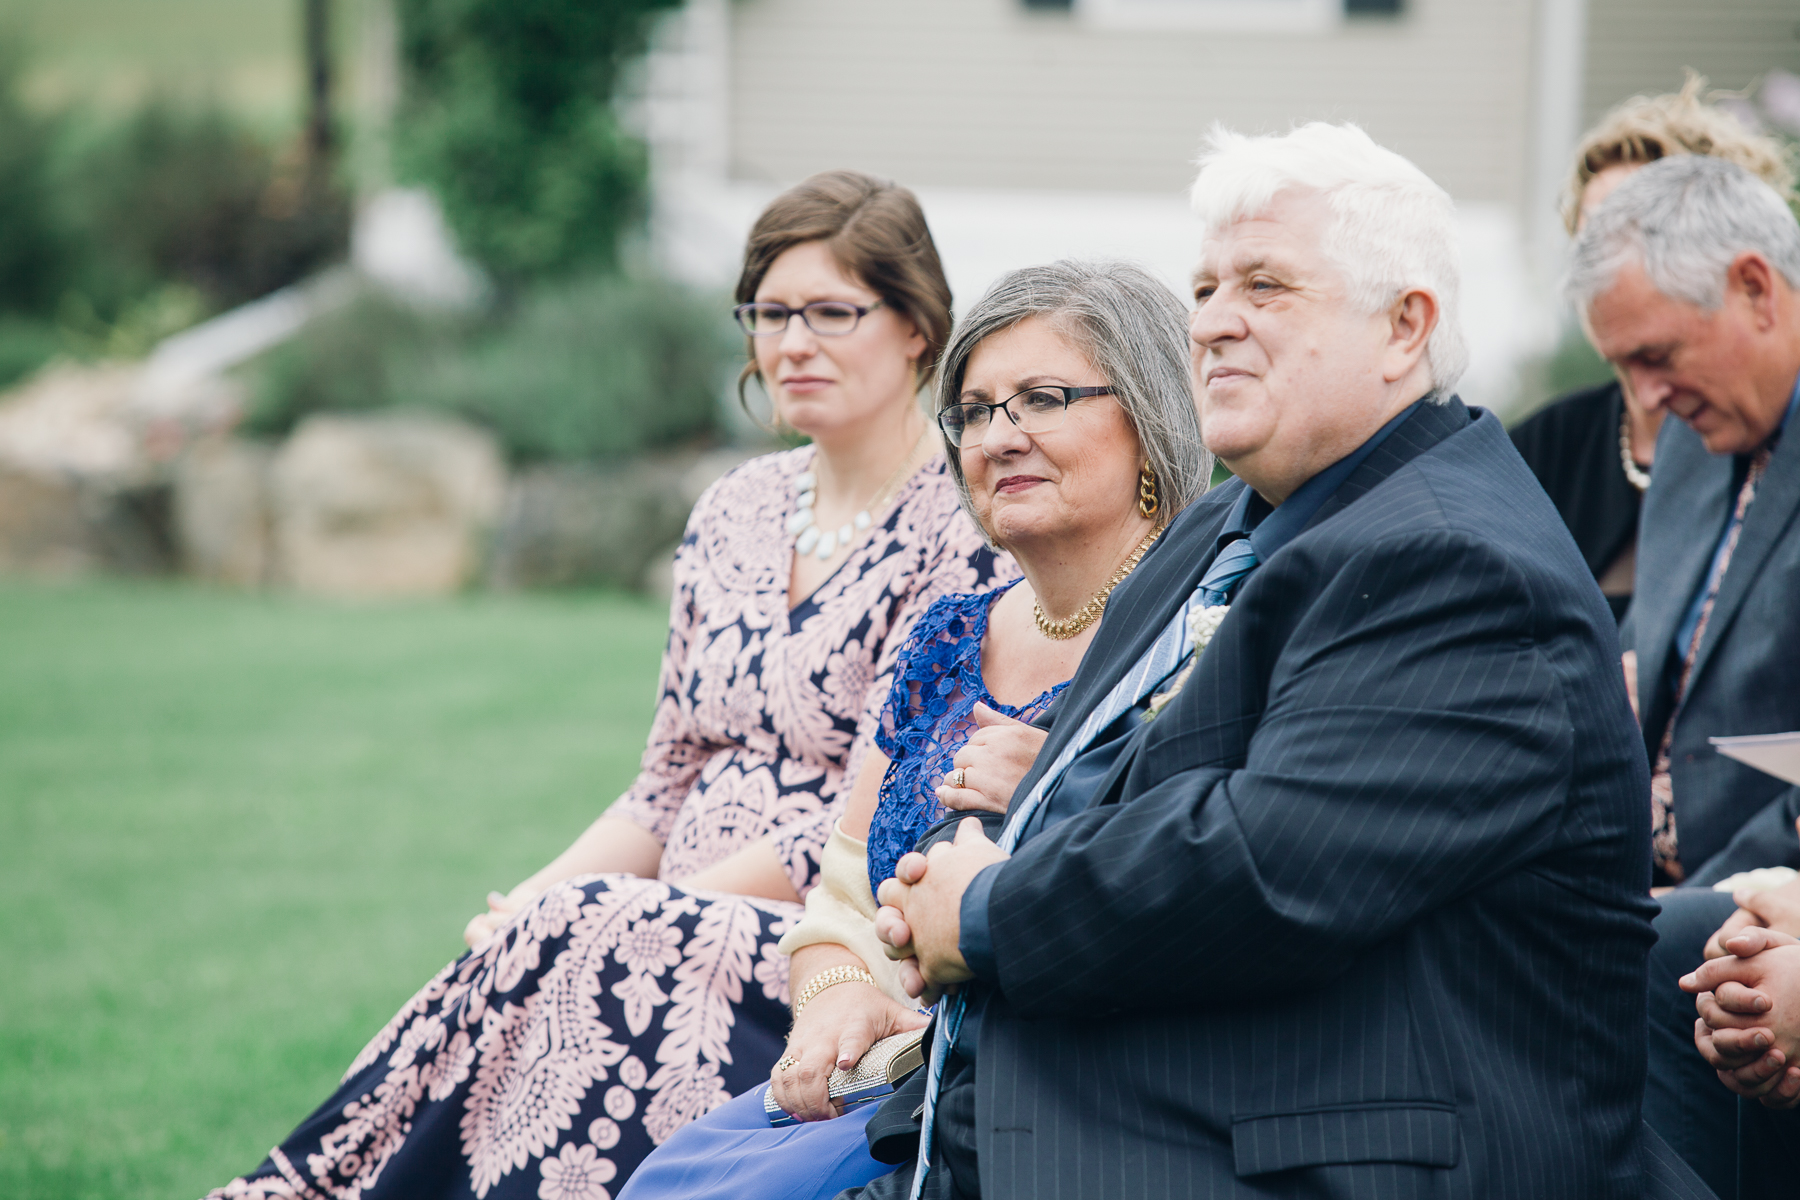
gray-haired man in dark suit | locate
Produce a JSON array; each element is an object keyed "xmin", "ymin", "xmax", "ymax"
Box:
[
  {"xmin": 1572, "ymin": 153, "xmax": 1800, "ymax": 1196},
  {"xmin": 853, "ymin": 124, "xmax": 1709, "ymax": 1200}
]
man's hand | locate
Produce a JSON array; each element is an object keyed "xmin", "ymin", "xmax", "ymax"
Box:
[
  {"xmin": 1683, "ymin": 927, "xmax": 1800, "ymax": 1108},
  {"xmin": 875, "ymin": 818, "xmax": 1008, "ymax": 998},
  {"xmin": 1702, "ymin": 824, "xmax": 1800, "ymax": 959},
  {"xmin": 936, "ymin": 703, "xmax": 1047, "ymax": 816}
]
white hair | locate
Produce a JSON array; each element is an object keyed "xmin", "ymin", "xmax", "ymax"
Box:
[
  {"xmin": 1566, "ymin": 154, "xmax": 1800, "ymax": 311},
  {"xmin": 1189, "ymin": 122, "xmax": 1468, "ymax": 398}
]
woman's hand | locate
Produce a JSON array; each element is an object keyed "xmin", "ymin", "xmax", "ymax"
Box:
[
  {"xmin": 935, "ymin": 703, "xmax": 1047, "ymax": 815},
  {"xmin": 770, "ymin": 973, "xmax": 927, "ymax": 1122},
  {"xmin": 463, "ymin": 813, "xmax": 666, "ymax": 950},
  {"xmin": 464, "ymin": 887, "xmax": 539, "ymax": 950}
]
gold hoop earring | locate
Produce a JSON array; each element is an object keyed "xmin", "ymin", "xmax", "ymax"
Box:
[{"xmin": 1138, "ymin": 462, "xmax": 1160, "ymax": 519}]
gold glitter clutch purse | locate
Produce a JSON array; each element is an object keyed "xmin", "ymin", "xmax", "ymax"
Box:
[{"xmin": 764, "ymin": 1028, "xmax": 927, "ymax": 1127}]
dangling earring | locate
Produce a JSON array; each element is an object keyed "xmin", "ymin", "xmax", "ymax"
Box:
[{"xmin": 1138, "ymin": 462, "xmax": 1160, "ymax": 519}]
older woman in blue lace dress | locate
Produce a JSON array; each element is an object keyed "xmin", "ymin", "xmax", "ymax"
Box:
[{"xmin": 617, "ymin": 259, "xmax": 1212, "ymax": 1200}]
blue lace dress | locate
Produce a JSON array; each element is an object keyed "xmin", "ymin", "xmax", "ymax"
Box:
[
  {"xmin": 617, "ymin": 586, "xmax": 1068, "ymax": 1200},
  {"xmin": 864, "ymin": 583, "xmax": 1068, "ymax": 896}
]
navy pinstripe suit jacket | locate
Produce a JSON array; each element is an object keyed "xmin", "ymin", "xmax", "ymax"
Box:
[{"xmin": 955, "ymin": 400, "xmax": 1664, "ymax": 1199}]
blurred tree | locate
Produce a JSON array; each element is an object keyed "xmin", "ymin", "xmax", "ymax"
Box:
[
  {"xmin": 393, "ymin": 0, "xmax": 681, "ymax": 281},
  {"xmin": 0, "ymin": 43, "xmax": 67, "ymax": 317},
  {"xmin": 58, "ymin": 102, "xmax": 349, "ymax": 315},
  {"xmin": 303, "ymin": 0, "xmax": 335, "ymax": 165}
]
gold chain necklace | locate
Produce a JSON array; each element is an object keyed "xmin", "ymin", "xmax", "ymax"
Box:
[
  {"xmin": 1619, "ymin": 404, "xmax": 1651, "ymax": 492},
  {"xmin": 1033, "ymin": 527, "xmax": 1163, "ymax": 640}
]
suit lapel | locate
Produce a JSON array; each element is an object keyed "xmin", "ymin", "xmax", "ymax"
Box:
[
  {"xmin": 1685, "ymin": 419, "xmax": 1800, "ymax": 697},
  {"xmin": 1633, "ymin": 419, "xmax": 1733, "ymax": 737},
  {"xmin": 1304, "ymin": 397, "xmax": 1470, "ymax": 530},
  {"xmin": 1007, "ymin": 488, "xmax": 1232, "ymax": 808},
  {"xmin": 1011, "ymin": 400, "xmax": 1471, "ymax": 817}
]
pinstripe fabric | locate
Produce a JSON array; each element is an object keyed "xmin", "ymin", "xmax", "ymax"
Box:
[
  {"xmin": 909, "ymin": 551, "xmax": 1231, "ymax": 1199},
  {"xmin": 879, "ymin": 401, "xmax": 1684, "ymax": 1200},
  {"xmin": 1629, "ymin": 414, "xmax": 1800, "ymax": 885}
]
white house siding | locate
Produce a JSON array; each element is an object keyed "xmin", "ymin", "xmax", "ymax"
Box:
[
  {"xmin": 646, "ymin": 0, "xmax": 1577, "ymax": 412},
  {"xmin": 1584, "ymin": 0, "xmax": 1800, "ymax": 126},
  {"xmin": 727, "ymin": 0, "xmax": 1540, "ymax": 213}
]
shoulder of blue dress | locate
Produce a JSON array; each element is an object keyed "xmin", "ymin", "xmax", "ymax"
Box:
[
  {"xmin": 908, "ymin": 586, "xmax": 1002, "ymax": 649},
  {"xmin": 928, "ymin": 580, "xmax": 1018, "ymax": 627}
]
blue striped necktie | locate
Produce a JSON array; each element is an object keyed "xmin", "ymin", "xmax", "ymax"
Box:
[
  {"xmin": 905, "ymin": 535, "xmax": 1261, "ymax": 1199},
  {"xmin": 1196, "ymin": 536, "xmax": 1257, "ymax": 607}
]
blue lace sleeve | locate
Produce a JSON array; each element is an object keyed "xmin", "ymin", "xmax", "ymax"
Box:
[{"xmin": 864, "ymin": 583, "xmax": 1068, "ymax": 897}]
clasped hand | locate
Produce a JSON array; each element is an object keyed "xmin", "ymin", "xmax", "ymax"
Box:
[
  {"xmin": 875, "ymin": 817, "xmax": 1009, "ymax": 1003},
  {"xmin": 1684, "ymin": 870, "xmax": 1800, "ymax": 1110}
]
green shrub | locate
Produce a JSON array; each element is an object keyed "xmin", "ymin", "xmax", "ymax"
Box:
[
  {"xmin": 409, "ymin": 275, "xmax": 732, "ymax": 460},
  {"xmin": 243, "ymin": 291, "xmax": 446, "ymax": 436},
  {"xmin": 247, "ymin": 275, "xmax": 734, "ymax": 462},
  {"xmin": 54, "ymin": 101, "xmax": 350, "ymax": 317},
  {"xmin": 0, "ymin": 45, "xmax": 67, "ymax": 319},
  {"xmin": 394, "ymin": 0, "xmax": 681, "ymax": 282},
  {"xmin": 0, "ymin": 34, "xmax": 351, "ymax": 387},
  {"xmin": 0, "ymin": 318, "xmax": 63, "ymax": 388}
]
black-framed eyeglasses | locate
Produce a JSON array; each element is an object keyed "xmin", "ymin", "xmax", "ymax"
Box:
[
  {"xmin": 937, "ymin": 385, "xmax": 1112, "ymax": 448},
  {"xmin": 733, "ymin": 299, "xmax": 884, "ymax": 338}
]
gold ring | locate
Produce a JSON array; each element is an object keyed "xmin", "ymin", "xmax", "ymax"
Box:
[
  {"xmin": 775, "ymin": 1055, "xmax": 799, "ymax": 1072},
  {"xmin": 949, "ymin": 768, "xmax": 966, "ymax": 789}
]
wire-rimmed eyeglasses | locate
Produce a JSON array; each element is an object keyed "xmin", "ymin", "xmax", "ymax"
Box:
[
  {"xmin": 733, "ymin": 300, "xmax": 884, "ymax": 338},
  {"xmin": 937, "ymin": 385, "xmax": 1113, "ymax": 448}
]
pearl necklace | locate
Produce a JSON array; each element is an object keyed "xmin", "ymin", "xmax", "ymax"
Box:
[
  {"xmin": 1033, "ymin": 526, "xmax": 1163, "ymax": 640},
  {"xmin": 787, "ymin": 432, "xmax": 931, "ymax": 561},
  {"xmin": 1618, "ymin": 405, "xmax": 1651, "ymax": 492}
]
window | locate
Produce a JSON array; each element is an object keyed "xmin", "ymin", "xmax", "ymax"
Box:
[{"xmin": 1029, "ymin": 0, "xmax": 1403, "ymax": 29}]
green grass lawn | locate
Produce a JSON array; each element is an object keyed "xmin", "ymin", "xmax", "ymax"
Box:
[{"xmin": 0, "ymin": 581, "xmax": 670, "ymax": 1199}]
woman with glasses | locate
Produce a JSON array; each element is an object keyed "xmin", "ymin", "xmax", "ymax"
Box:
[
  {"xmin": 208, "ymin": 172, "xmax": 1011, "ymax": 1200},
  {"xmin": 616, "ymin": 259, "xmax": 1211, "ymax": 1200}
]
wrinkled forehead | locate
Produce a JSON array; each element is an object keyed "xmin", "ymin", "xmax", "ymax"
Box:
[{"xmin": 1191, "ymin": 195, "xmax": 1335, "ymax": 285}]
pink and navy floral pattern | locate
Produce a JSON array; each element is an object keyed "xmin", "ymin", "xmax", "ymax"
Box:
[{"xmin": 208, "ymin": 448, "xmax": 1010, "ymax": 1200}]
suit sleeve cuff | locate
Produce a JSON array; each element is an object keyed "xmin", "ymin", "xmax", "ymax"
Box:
[{"xmin": 958, "ymin": 861, "xmax": 1005, "ymax": 981}]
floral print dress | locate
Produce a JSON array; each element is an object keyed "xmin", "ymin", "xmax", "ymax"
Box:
[{"xmin": 209, "ymin": 448, "xmax": 1011, "ymax": 1200}]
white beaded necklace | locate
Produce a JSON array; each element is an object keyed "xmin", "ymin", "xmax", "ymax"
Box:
[{"xmin": 788, "ymin": 433, "xmax": 931, "ymax": 561}]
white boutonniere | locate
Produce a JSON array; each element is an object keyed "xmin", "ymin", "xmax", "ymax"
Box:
[{"xmin": 1143, "ymin": 605, "xmax": 1231, "ymax": 721}]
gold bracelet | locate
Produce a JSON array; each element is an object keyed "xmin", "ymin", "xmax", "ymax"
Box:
[{"xmin": 792, "ymin": 964, "xmax": 876, "ymax": 1017}]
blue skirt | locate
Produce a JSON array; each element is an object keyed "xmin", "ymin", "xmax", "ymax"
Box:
[{"xmin": 619, "ymin": 1083, "xmax": 896, "ymax": 1200}]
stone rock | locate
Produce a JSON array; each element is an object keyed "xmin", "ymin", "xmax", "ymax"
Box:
[
  {"xmin": 0, "ymin": 363, "xmax": 185, "ymax": 577},
  {"xmin": 488, "ymin": 447, "xmax": 754, "ymax": 593},
  {"xmin": 173, "ymin": 438, "xmax": 275, "ymax": 587},
  {"xmin": 271, "ymin": 412, "xmax": 506, "ymax": 598}
]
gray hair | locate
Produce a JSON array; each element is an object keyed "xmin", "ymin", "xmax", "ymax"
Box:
[
  {"xmin": 935, "ymin": 260, "xmax": 1211, "ymax": 542},
  {"xmin": 1567, "ymin": 154, "xmax": 1800, "ymax": 311}
]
